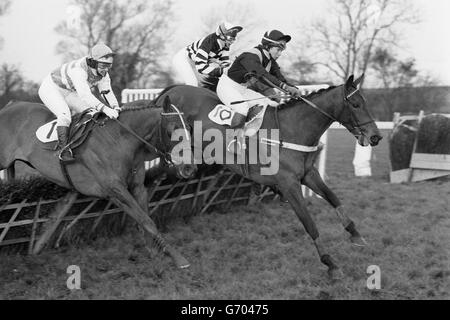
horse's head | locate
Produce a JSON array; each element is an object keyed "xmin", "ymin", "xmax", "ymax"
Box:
[
  {"xmin": 159, "ymin": 96, "xmax": 197, "ymax": 179},
  {"xmin": 338, "ymin": 74, "xmax": 383, "ymax": 147}
]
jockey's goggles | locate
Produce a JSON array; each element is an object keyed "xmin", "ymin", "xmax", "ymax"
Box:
[{"xmin": 97, "ymin": 62, "xmax": 113, "ymax": 69}]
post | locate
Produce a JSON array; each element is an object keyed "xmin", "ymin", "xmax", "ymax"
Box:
[
  {"xmin": 353, "ymin": 142, "xmax": 372, "ymax": 177},
  {"xmin": 407, "ymin": 110, "xmax": 425, "ymax": 182}
]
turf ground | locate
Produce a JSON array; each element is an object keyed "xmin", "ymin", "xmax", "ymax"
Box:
[{"xmin": 0, "ymin": 129, "xmax": 449, "ymax": 300}]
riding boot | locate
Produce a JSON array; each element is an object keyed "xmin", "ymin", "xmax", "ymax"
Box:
[
  {"xmin": 227, "ymin": 113, "xmax": 247, "ymax": 154},
  {"xmin": 246, "ymin": 104, "xmax": 264, "ymax": 123},
  {"xmin": 56, "ymin": 126, "xmax": 75, "ymax": 162}
]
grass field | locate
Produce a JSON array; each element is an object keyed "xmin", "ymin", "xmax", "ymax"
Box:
[{"xmin": 0, "ymin": 129, "xmax": 449, "ymax": 300}]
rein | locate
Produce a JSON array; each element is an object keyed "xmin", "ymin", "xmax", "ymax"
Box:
[
  {"xmin": 102, "ymin": 92, "xmax": 189, "ymax": 165},
  {"xmin": 254, "ymin": 75, "xmax": 374, "ymax": 153},
  {"xmin": 113, "ymin": 118, "xmax": 166, "ymax": 158}
]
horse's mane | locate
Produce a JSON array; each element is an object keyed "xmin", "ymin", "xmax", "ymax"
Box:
[
  {"xmin": 278, "ymin": 85, "xmax": 338, "ymax": 110},
  {"xmin": 120, "ymin": 99, "xmax": 159, "ymax": 112}
]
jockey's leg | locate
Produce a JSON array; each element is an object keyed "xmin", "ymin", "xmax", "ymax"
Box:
[
  {"xmin": 172, "ymin": 49, "xmax": 198, "ymax": 86},
  {"xmin": 217, "ymin": 74, "xmax": 250, "ymax": 129},
  {"xmin": 38, "ymin": 75, "xmax": 74, "ymax": 162}
]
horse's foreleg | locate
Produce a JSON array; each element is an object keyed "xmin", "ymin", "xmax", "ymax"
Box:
[
  {"xmin": 302, "ymin": 168, "xmax": 367, "ymax": 246},
  {"xmin": 129, "ymin": 164, "xmax": 148, "ymax": 212},
  {"xmin": 280, "ymin": 179, "xmax": 343, "ymax": 279},
  {"xmin": 108, "ymin": 182, "xmax": 190, "ymax": 269}
]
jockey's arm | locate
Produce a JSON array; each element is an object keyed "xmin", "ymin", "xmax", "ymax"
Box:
[
  {"xmin": 239, "ymin": 53, "xmax": 287, "ymax": 89},
  {"xmin": 194, "ymin": 38, "xmax": 223, "ymax": 78},
  {"xmin": 69, "ymin": 68, "xmax": 108, "ymax": 111},
  {"xmin": 270, "ymin": 62, "xmax": 296, "ymax": 87},
  {"xmin": 98, "ymin": 75, "xmax": 119, "ymax": 108}
]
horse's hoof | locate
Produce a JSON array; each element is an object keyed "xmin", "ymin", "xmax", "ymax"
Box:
[
  {"xmin": 328, "ymin": 267, "xmax": 344, "ymax": 280},
  {"xmin": 350, "ymin": 235, "xmax": 368, "ymax": 247},
  {"xmin": 165, "ymin": 246, "xmax": 190, "ymax": 269}
]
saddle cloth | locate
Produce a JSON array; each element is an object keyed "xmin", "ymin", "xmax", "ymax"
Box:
[
  {"xmin": 208, "ymin": 104, "xmax": 268, "ymax": 137},
  {"xmin": 36, "ymin": 109, "xmax": 106, "ymax": 151}
]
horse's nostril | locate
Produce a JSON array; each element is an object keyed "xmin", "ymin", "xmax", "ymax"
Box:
[{"xmin": 370, "ymin": 135, "xmax": 382, "ymax": 145}]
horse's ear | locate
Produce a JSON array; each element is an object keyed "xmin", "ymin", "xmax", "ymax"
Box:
[
  {"xmin": 162, "ymin": 96, "xmax": 171, "ymax": 113},
  {"xmin": 345, "ymin": 75, "xmax": 354, "ymax": 89},
  {"xmin": 354, "ymin": 73, "xmax": 365, "ymax": 88}
]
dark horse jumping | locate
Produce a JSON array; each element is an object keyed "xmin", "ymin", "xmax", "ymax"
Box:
[
  {"xmin": 156, "ymin": 74, "xmax": 382, "ymax": 278},
  {"xmin": 0, "ymin": 96, "xmax": 197, "ymax": 268}
]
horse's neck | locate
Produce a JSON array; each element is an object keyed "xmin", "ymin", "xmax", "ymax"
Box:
[
  {"xmin": 120, "ymin": 107, "xmax": 160, "ymax": 144},
  {"xmin": 278, "ymin": 87, "xmax": 343, "ymax": 146}
]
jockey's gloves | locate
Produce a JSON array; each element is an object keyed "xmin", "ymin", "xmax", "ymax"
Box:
[
  {"xmin": 285, "ymin": 85, "xmax": 301, "ymax": 97},
  {"xmin": 102, "ymin": 106, "xmax": 119, "ymax": 119}
]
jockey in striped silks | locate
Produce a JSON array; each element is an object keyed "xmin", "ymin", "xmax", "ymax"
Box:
[{"xmin": 172, "ymin": 22, "xmax": 243, "ymax": 92}]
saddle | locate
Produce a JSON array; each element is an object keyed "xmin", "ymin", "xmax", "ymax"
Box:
[{"xmin": 36, "ymin": 109, "xmax": 107, "ymax": 153}]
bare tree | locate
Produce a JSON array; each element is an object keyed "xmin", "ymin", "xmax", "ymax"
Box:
[
  {"xmin": 370, "ymin": 47, "xmax": 440, "ymax": 118},
  {"xmin": 0, "ymin": 64, "xmax": 22, "ymax": 97},
  {"xmin": 199, "ymin": 0, "xmax": 265, "ymax": 57},
  {"xmin": 306, "ymin": 0, "xmax": 420, "ymax": 86},
  {"xmin": 0, "ymin": 0, "xmax": 11, "ymax": 50},
  {"xmin": 55, "ymin": 0, "xmax": 175, "ymax": 94}
]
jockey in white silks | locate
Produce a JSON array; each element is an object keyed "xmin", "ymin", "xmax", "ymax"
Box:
[
  {"xmin": 38, "ymin": 43, "xmax": 121, "ymax": 162},
  {"xmin": 172, "ymin": 22, "xmax": 243, "ymax": 91},
  {"xmin": 216, "ymin": 30, "xmax": 302, "ymax": 129}
]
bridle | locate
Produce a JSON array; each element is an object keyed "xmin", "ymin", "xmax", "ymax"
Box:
[
  {"xmin": 291, "ymin": 85, "xmax": 375, "ymax": 136},
  {"xmin": 159, "ymin": 104, "xmax": 192, "ymax": 166},
  {"xmin": 114, "ymin": 104, "xmax": 191, "ymax": 167}
]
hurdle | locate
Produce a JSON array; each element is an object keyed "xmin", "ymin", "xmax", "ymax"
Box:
[{"xmin": 389, "ymin": 111, "xmax": 450, "ymax": 183}]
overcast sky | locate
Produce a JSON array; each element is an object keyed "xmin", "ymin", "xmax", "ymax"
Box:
[{"xmin": 0, "ymin": 0, "xmax": 449, "ymax": 86}]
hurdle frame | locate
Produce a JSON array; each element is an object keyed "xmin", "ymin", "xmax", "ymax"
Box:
[{"xmin": 389, "ymin": 111, "xmax": 450, "ymax": 183}]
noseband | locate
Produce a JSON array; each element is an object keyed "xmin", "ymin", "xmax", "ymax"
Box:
[{"xmin": 115, "ymin": 105, "xmax": 190, "ymax": 167}]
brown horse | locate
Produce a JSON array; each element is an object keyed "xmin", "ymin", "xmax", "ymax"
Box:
[
  {"xmin": 0, "ymin": 96, "xmax": 196, "ymax": 268},
  {"xmin": 155, "ymin": 74, "xmax": 383, "ymax": 278}
]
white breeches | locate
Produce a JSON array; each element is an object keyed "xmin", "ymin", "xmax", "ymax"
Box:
[
  {"xmin": 38, "ymin": 75, "xmax": 92, "ymax": 127},
  {"xmin": 172, "ymin": 48, "xmax": 199, "ymax": 86},
  {"xmin": 216, "ymin": 74, "xmax": 277, "ymax": 116}
]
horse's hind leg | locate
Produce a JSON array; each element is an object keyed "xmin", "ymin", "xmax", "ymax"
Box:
[
  {"xmin": 108, "ymin": 182, "xmax": 190, "ymax": 269},
  {"xmin": 279, "ymin": 178, "xmax": 343, "ymax": 280},
  {"xmin": 302, "ymin": 168, "xmax": 367, "ymax": 246}
]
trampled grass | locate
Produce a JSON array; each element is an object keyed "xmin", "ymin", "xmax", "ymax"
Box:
[{"xmin": 0, "ymin": 130, "xmax": 449, "ymax": 299}]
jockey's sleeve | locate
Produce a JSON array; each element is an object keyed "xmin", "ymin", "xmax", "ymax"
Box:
[
  {"xmin": 98, "ymin": 74, "xmax": 119, "ymax": 108},
  {"xmin": 239, "ymin": 53, "xmax": 285, "ymax": 88},
  {"xmin": 69, "ymin": 68, "xmax": 106, "ymax": 110},
  {"xmin": 270, "ymin": 61, "xmax": 287, "ymax": 83},
  {"xmin": 194, "ymin": 37, "xmax": 224, "ymax": 77}
]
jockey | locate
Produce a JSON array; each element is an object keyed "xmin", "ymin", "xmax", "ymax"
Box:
[
  {"xmin": 217, "ymin": 29, "xmax": 301, "ymax": 129},
  {"xmin": 38, "ymin": 43, "xmax": 121, "ymax": 162},
  {"xmin": 172, "ymin": 21, "xmax": 243, "ymax": 91}
]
